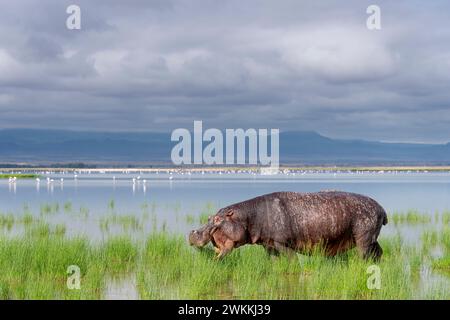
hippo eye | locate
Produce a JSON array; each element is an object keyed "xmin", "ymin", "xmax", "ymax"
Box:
[{"xmin": 226, "ymin": 210, "xmax": 234, "ymax": 217}]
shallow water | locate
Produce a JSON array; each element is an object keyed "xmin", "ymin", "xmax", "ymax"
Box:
[
  {"xmin": 1, "ymin": 170, "xmax": 449, "ymax": 299},
  {"xmin": 1, "ymin": 170, "xmax": 450, "ymax": 240},
  {"xmin": 104, "ymin": 275, "xmax": 139, "ymax": 300}
]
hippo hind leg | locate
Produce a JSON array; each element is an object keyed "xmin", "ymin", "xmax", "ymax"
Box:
[
  {"xmin": 364, "ymin": 241, "xmax": 383, "ymax": 261},
  {"xmin": 356, "ymin": 239, "xmax": 383, "ymax": 261},
  {"xmin": 354, "ymin": 216, "xmax": 384, "ymax": 261}
]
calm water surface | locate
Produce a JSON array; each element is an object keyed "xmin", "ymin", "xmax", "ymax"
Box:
[{"xmin": 1, "ymin": 171, "xmax": 450, "ymax": 240}]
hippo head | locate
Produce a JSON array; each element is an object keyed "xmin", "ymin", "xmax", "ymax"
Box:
[{"xmin": 188, "ymin": 216, "xmax": 215, "ymax": 247}]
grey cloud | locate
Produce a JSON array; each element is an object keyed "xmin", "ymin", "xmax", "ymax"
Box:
[{"xmin": 0, "ymin": 0, "xmax": 450, "ymax": 143}]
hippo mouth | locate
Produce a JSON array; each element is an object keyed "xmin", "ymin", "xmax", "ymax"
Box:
[{"xmin": 188, "ymin": 230, "xmax": 201, "ymax": 246}]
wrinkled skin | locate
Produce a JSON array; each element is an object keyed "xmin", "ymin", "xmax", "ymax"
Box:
[
  {"xmin": 188, "ymin": 216, "xmax": 238, "ymax": 258},
  {"xmin": 207, "ymin": 191, "xmax": 388, "ymax": 260}
]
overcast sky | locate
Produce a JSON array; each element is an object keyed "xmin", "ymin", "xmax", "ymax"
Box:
[{"xmin": 0, "ymin": 1, "xmax": 450, "ymax": 143}]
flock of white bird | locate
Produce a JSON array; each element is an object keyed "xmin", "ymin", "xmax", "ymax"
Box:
[{"xmin": 3, "ymin": 168, "xmax": 438, "ymax": 192}]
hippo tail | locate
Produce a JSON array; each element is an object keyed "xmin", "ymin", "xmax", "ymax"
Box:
[{"xmin": 382, "ymin": 212, "xmax": 388, "ymax": 225}]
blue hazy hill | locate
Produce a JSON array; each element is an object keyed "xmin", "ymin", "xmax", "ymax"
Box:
[{"xmin": 1, "ymin": 129, "xmax": 450, "ymax": 165}]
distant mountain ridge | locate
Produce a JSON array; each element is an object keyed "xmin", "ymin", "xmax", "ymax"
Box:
[{"xmin": 1, "ymin": 129, "xmax": 450, "ymax": 165}]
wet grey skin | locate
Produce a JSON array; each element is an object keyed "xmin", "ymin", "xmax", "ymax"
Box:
[{"xmin": 199, "ymin": 191, "xmax": 388, "ymax": 260}]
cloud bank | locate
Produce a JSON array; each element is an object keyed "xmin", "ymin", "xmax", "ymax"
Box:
[{"xmin": 0, "ymin": 0, "xmax": 449, "ymax": 142}]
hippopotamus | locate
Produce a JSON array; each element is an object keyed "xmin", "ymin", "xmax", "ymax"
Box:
[
  {"xmin": 189, "ymin": 191, "xmax": 388, "ymax": 260},
  {"xmin": 189, "ymin": 216, "xmax": 232, "ymax": 256}
]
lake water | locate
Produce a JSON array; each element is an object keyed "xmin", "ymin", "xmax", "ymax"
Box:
[{"xmin": 1, "ymin": 170, "xmax": 450, "ymax": 240}]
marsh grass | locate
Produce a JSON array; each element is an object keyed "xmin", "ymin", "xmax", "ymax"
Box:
[
  {"xmin": 64, "ymin": 202, "xmax": 73, "ymax": 213},
  {"xmin": 0, "ymin": 205, "xmax": 449, "ymax": 300},
  {"xmin": 389, "ymin": 210, "xmax": 432, "ymax": 225},
  {"xmin": 40, "ymin": 203, "xmax": 60, "ymax": 216},
  {"xmin": 198, "ymin": 202, "xmax": 216, "ymax": 224},
  {"xmin": 433, "ymin": 257, "xmax": 450, "ymax": 275},
  {"xmin": 0, "ymin": 229, "xmax": 448, "ymax": 300},
  {"xmin": 0, "ymin": 212, "xmax": 37, "ymax": 231},
  {"xmin": 79, "ymin": 206, "xmax": 90, "ymax": 218},
  {"xmin": 108, "ymin": 200, "xmax": 115, "ymax": 211},
  {"xmin": 100, "ymin": 214, "xmax": 143, "ymax": 232},
  {"xmin": 136, "ymin": 232, "xmax": 448, "ymax": 300},
  {"xmin": 443, "ymin": 211, "xmax": 450, "ymax": 225},
  {"xmin": 0, "ymin": 231, "xmax": 139, "ymax": 299},
  {"xmin": 428, "ymin": 227, "xmax": 450, "ymax": 276},
  {"xmin": 0, "ymin": 214, "xmax": 15, "ymax": 231},
  {"xmin": 184, "ymin": 214, "xmax": 195, "ymax": 225},
  {"xmin": 25, "ymin": 222, "xmax": 66, "ymax": 238}
]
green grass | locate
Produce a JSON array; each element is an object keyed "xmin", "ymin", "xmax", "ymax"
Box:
[
  {"xmin": 0, "ymin": 206, "xmax": 449, "ymax": 300},
  {"xmin": 64, "ymin": 202, "xmax": 73, "ymax": 213},
  {"xmin": 135, "ymin": 232, "xmax": 447, "ymax": 300},
  {"xmin": 433, "ymin": 256, "xmax": 450, "ymax": 275},
  {"xmin": 0, "ymin": 229, "xmax": 448, "ymax": 300},
  {"xmin": 0, "ymin": 233, "xmax": 139, "ymax": 299},
  {"xmin": 0, "ymin": 212, "xmax": 38, "ymax": 231},
  {"xmin": 25, "ymin": 222, "xmax": 67, "ymax": 238},
  {"xmin": 422, "ymin": 227, "xmax": 450, "ymax": 277},
  {"xmin": 40, "ymin": 203, "xmax": 60, "ymax": 216},
  {"xmin": 108, "ymin": 200, "xmax": 115, "ymax": 211},
  {"xmin": 184, "ymin": 214, "xmax": 195, "ymax": 225},
  {"xmin": 442, "ymin": 211, "xmax": 450, "ymax": 225},
  {"xmin": 389, "ymin": 210, "xmax": 432, "ymax": 225},
  {"xmin": 198, "ymin": 202, "xmax": 216, "ymax": 224},
  {"xmin": 0, "ymin": 174, "xmax": 40, "ymax": 179},
  {"xmin": 0, "ymin": 214, "xmax": 15, "ymax": 231},
  {"xmin": 100, "ymin": 214, "xmax": 143, "ymax": 232}
]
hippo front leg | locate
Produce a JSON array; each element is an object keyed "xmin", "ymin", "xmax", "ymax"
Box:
[
  {"xmin": 274, "ymin": 241, "xmax": 296, "ymax": 258},
  {"xmin": 264, "ymin": 245, "xmax": 280, "ymax": 257},
  {"xmin": 215, "ymin": 239, "xmax": 235, "ymax": 260}
]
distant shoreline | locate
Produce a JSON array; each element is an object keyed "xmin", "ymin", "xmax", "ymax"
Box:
[{"xmin": 2, "ymin": 165, "xmax": 450, "ymax": 173}]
